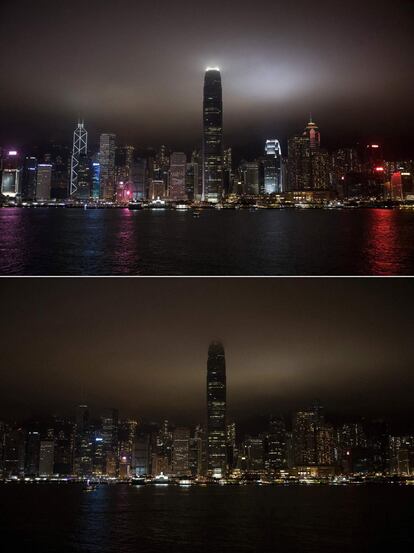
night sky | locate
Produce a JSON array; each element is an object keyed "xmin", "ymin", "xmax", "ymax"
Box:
[
  {"xmin": 1, "ymin": 278, "xmax": 413, "ymax": 427},
  {"xmin": 1, "ymin": 0, "xmax": 413, "ymax": 157}
]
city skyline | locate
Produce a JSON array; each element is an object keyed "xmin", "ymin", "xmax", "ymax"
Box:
[
  {"xmin": 1, "ymin": 278, "xmax": 413, "ymax": 427},
  {"xmin": 0, "ymin": 1, "xmax": 413, "ymax": 159}
]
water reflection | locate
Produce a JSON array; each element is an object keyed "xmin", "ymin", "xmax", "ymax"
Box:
[
  {"xmin": 363, "ymin": 210, "xmax": 405, "ymax": 275},
  {"xmin": 1, "ymin": 208, "xmax": 414, "ymax": 275}
]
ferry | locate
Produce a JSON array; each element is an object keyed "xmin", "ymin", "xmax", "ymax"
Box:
[
  {"xmin": 152, "ymin": 472, "xmax": 169, "ymax": 486},
  {"xmin": 131, "ymin": 476, "xmax": 147, "ymax": 486}
]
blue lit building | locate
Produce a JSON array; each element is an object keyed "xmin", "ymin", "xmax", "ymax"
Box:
[{"xmin": 91, "ymin": 162, "xmax": 101, "ymax": 200}]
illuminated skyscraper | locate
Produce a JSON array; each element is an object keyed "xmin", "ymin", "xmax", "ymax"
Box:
[
  {"xmin": 169, "ymin": 152, "xmax": 187, "ymax": 200},
  {"xmin": 91, "ymin": 161, "xmax": 101, "ymax": 200},
  {"xmin": 263, "ymin": 139, "xmax": 283, "ymax": 194},
  {"xmin": 304, "ymin": 115, "xmax": 320, "ymax": 151},
  {"xmin": 1, "ymin": 150, "xmax": 21, "ymax": 198},
  {"xmin": 202, "ymin": 68, "xmax": 223, "ymax": 203},
  {"xmin": 207, "ymin": 341, "xmax": 227, "ymax": 476},
  {"xmin": 70, "ymin": 121, "xmax": 88, "ymax": 197},
  {"xmin": 99, "ymin": 133, "xmax": 116, "ymax": 201}
]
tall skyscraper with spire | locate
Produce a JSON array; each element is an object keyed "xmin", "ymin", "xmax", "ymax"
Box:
[
  {"xmin": 304, "ymin": 115, "xmax": 320, "ymax": 151},
  {"xmin": 202, "ymin": 68, "xmax": 223, "ymax": 203},
  {"xmin": 206, "ymin": 341, "xmax": 227, "ymax": 477},
  {"xmin": 70, "ymin": 121, "xmax": 88, "ymax": 197}
]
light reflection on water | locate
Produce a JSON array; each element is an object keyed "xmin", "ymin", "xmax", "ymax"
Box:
[
  {"xmin": 0, "ymin": 208, "xmax": 413, "ymax": 275},
  {"xmin": 0, "ymin": 484, "xmax": 413, "ymax": 553}
]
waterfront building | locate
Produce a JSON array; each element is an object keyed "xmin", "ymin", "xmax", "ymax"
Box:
[
  {"xmin": 241, "ymin": 161, "xmax": 260, "ymax": 195},
  {"xmin": 24, "ymin": 430, "xmax": 40, "ymax": 477},
  {"xmin": 101, "ymin": 408, "xmax": 119, "ymax": 475},
  {"xmin": 169, "ymin": 152, "xmax": 187, "ymax": 201},
  {"xmin": 287, "ymin": 135, "xmax": 312, "ymax": 191},
  {"xmin": 99, "ymin": 133, "xmax": 116, "ymax": 201},
  {"xmin": 44, "ymin": 144, "xmax": 70, "ymax": 200},
  {"xmin": 263, "ymin": 139, "xmax": 283, "ymax": 194},
  {"xmin": 149, "ymin": 179, "xmax": 166, "ymax": 200},
  {"xmin": 266, "ymin": 416, "xmax": 287, "ymax": 470},
  {"xmin": 292, "ymin": 403, "xmax": 324, "ymax": 466},
  {"xmin": 53, "ymin": 419, "xmax": 75, "ymax": 476},
  {"xmin": 389, "ymin": 436, "xmax": 414, "ymax": 475},
  {"xmin": 39, "ymin": 441, "xmax": 54, "ymax": 476},
  {"xmin": 133, "ymin": 434, "xmax": 151, "ymax": 476},
  {"xmin": 70, "ymin": 121, "xmax": 88, "ymax": 198},
  {"xmin": 244, "ymin": 436, "xmax": 265, "ymax": 471},
  {"xmin": 304, "ymin": 116, "xmax": 321, "ymax": 151},
  {"xmin": 130, "ymin": 157, "xmax": 147, "ymax": 200},
  {"xmin": 172, "ymin": 426, "xmax": 191, "ymax": 476},
  {"xmin": 202, "ymin": 67, "xmax": 223, "ymax": 203},
  {"xmin": 207, "ymin": 341, "xmax": 227, "ymax": 477},
  {"xmin": 21, "ymin": 156, "xmax": 37, "ymax": 200},
  {"xmin": 75, "ymin": 154, "xmax": 91, "ymax": 201},
  {"xmin": 91, "ymin": 161, "xmax": 101, "ymax": 200},
  {"xmin": 115, "ymin": 146, "xmax": 135, "ymax": 184},
  {"xmin": 74, "ymin": 404, "xmax": 93, "ymax": 476},
  {"xmin": 36, "ymin": 164, "xmax": 52, "ymax": 200},
  {"xmin": 223, "ymin": 147, "xmax": 232, "ymax": 197},
  {"xmin": 1, "ymin": 150, "xmax": 21, "ymax": 198}
]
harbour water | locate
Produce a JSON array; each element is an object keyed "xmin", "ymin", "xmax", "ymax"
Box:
[
  {"xmin": 1, "ymin": 208, "xmax": 414, "ymax": 275},
  {"xmin": 1, "ymin": 483, "xmax": 413, "ymax": 553}
]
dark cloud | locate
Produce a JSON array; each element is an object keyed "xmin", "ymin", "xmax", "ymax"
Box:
[
  {"xmin": 0, "ymin": 278, "xmax": 413, "ymax": 424},
  {"xmin": 0, "ymin": 0, "xmax": 413, "ymax": 156}
]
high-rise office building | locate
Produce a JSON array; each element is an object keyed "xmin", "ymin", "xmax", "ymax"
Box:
[
  {"xmin": 91, "ymin": 161, "xmax": 101, "ymax": 200},
  {"xmin": 263, "ymin": 139, "xmax": 283, "ymax": 194},
  {"xmin": 39, "ymin": 441, "xmax": 55, "ymax": 476},
  {"xmin": 75, "ymin": 154, "xmax": 91, "ymax": 201},
  {"xmin": 25, "ymin": 430, "xmax": 40, "ymax": 477},
  {"xmin": 70, "ymin": 121, "xmax": 88, "ymax": 197},
  {"xmin": 304, "ymin": 116, "xmax": 321, "ymax": 151},
  {"xmin": 202, "ymin": 68, "xmax": 223, "ymax": 203},
  {"xmin": 21, "ymin": 156, "xmax": 37, "ymax": 200},
  {"xmin": 74, "ymin": 404, "xmax": 93, "ymax": 476},
  {"xmin": 266, "ymin": 416, "xmax": 287, "ymax": 470},
  {"xmin": 1, "ymin": 150, "xmax": 21, "ymax": 198},
  {"xmin": 292, "ymin": 403, "xmax": 324, "ymax": 466},
  {"xmin": 241, "ymin": 161, "xmax": 260, "ymax": 195},
  {"xmin": 169, "ymin": 152, "xmax": 187, "ymax": 201},
  {"xmin": 99, "ymin": 133, "xmax": 116, "ymax": 201},
  {"xmin": 36, "ymin": 164, "xmax": 53, "ymax": 200},
  {"xmin": 287, "ymin": 135, "xmax": 312, "ymax": 191},
  {"xmin": 172, "ymin": 426, "xmax": 190, "ymax": 476},
  {"xmin": 130, "ymin": 158, "xmax": 147, "ymax": 201},
  {"xmin": 101, "ymin": 408, "xmax": 119, "ymax": 475},
  {"xmin": 207, "ymin": 341, "xmax": 227, "ymax": 477}
]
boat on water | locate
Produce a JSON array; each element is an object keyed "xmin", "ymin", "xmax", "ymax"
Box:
[
  {"xmin": 131, "ymin": 476, "xmax": 147, "ymax": 486},
  {"xmin": 178, "ymin": 479, "xmax": 192, "ymax": 487},
  {"xmin": 152, "ymin": 472, "xmax": 170, "ymax": 486},
  {"xmin": 83, "ymin": 479, "xmax": 98, "ymax": 492},
  {"xmin": 128, "ymin": 202, "xmax": 143, "ymax": 210}
]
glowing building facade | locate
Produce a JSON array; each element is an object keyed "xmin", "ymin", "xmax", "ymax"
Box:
[
  {"xmin": 70, "ymin": 121, "xmax": 88, "ymax": 198},
  {"xmin": 202, "ymin": 68, "xmax": 223, "ymax": 203},
  {"xmin": 264, "ymin": 139, "xmax": 283, "ymax": 194}
]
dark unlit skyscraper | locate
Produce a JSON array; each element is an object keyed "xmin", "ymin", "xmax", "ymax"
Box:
[{"xmin": 206, "ymin": 341, "xmax": 227, "ymax": 477}]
